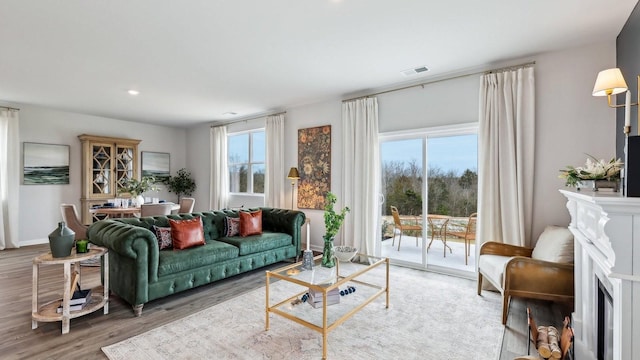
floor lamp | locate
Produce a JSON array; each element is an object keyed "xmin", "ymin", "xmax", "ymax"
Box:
[{"xmin": 287, "ymin": 167, "xmax": 300, "ymax": 209}]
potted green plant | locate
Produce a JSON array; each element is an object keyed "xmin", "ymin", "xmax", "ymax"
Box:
[
  {"xmin": 322, "ymin": 192, "xmax": 350, "ymax": 267},
  {"xmin": 164, "ymin": 168, "xmax": 196, "ymax": 201}
]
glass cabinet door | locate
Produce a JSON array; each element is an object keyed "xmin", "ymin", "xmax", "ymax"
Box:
[
  {"xmin": 91, "ymin": 143, "xmax": 113, "ymax": 195},
  {"xmin": 115, "ymin": 145, "xmax": 135, "ymax": 194}
]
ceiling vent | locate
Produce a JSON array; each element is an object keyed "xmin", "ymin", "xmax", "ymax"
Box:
[{"xmin": 401, "ymin": 66, "xmax": 430, "ymax": 76}]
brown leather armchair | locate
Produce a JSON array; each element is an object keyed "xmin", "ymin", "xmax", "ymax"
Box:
[{"xmin": 477, "ymin": 226, "xmax": 574, "ymax": 324}]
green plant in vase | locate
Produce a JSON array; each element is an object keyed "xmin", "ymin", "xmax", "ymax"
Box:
[
  {"xmin": 121, "ymin": 176, "xmax": 158, "ymax": 206},
  {"xmin": 322, "ymin": 192, "xmax": 350, "ymax": 267}
]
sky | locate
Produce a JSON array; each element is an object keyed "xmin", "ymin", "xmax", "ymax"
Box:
[
  {"xmin": 380, "ymin": 134, "xmax": 477, "ymax": 174},
  {"xmin": 229, "ymin": 131, "xmax": 477, "ymax": 175},
  {"xmin": 23, "ymin": 143, "xmax": 69, "ymax": 167}
]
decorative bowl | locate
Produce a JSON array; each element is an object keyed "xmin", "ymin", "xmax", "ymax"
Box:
[{"xmin": 334, "ymin": 246, "xmax": 358, "ymax": 262}]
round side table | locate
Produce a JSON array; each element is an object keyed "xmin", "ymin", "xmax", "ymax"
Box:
[{"xmin": 31, "ymin": 246, "xmax": 109, "ymax": 334}]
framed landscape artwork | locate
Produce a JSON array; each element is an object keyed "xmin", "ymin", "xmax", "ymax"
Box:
[
  {"xmin": 297, "ymin": 125, "xmax": 331, "ymax": 209},
  {"xmin": 142, "ymin": 151, "xmax": 170, "ymax": 183},
  {"xmin": 23, "ymin": 142, "xmax": 70, "ymax": 185}
]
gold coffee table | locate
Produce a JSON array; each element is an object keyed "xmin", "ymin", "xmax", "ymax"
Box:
[{"xmin": 265, "ymin": 254, "xmax": 389, "ymax": 359}]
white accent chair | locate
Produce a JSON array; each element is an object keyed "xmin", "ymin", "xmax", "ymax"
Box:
[{"xmin": 477, "ymin": 226, "xmax": 575, "ymax": 324}]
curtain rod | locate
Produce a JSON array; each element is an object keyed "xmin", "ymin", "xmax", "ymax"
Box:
[
  {"xmin": 484, "ymin": 61, "xmax": 536, "ymax": 74},
  {"xmin": 210, "ymin": 111, "xmax": 286, "ymax": 128},
  {"xmin": 342, "ymin": 61, "xmax": 536, "ymax": 102},
  {"xmin": 0, "ymin": 105, "xmax": 20, "ymax": 111}
]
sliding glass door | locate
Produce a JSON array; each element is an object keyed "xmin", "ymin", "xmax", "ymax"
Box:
[{"xmin": 379, "ymin": 125, "xmax": 478, "ymax": 274}]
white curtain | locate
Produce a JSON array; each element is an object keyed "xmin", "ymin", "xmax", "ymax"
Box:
[
  {"xmin": 264, "ymin": 114, "xmax": 286, "ymax": 208},
  {"xmin": 0, "ymin": 108, "xmax": 20, "ymax": 250},
  {"xmin": 210, "ymin": 126, "xmax": 229, "ymax": 210},
  {"xmin": 342, "ymin": 98, "xmax": 380, "ymax": 257},
  {"xmin": 477, "ymin": 66, "xmax": 535, "ymax": 248}
]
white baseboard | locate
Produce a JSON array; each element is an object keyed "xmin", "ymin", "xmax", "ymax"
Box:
[{"xmin": 20, "ymin": 238, "xmax": 48, "ymax": 247}]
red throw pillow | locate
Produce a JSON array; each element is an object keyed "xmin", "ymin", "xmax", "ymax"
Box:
[
  {"xmin": 239, "ymin": 210, "xmax": 262, "ymax": 237},
  {"xmin": 168, "ymin": 217, "xmax": 205, "ymax": 250}
]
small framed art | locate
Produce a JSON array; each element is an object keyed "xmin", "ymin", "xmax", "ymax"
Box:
[{"xmin": 142, "ymin": 151, "xmax": 170, "ymax": 183}]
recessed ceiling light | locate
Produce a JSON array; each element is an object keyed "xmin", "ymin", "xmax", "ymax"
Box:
[
  {"xmin": 223, "ymin": 112, "xmax": 238, "ymax": 116},
  {"xmin": 128, "ymin": 89, "xmax": 140, "ymax": 96}
]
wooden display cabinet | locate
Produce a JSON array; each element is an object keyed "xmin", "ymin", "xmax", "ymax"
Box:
[{"xmin": 78, "ymin": 134, "xmax": 141, "ymax": 224}]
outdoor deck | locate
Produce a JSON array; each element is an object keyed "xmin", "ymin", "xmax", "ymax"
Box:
[{"xmin": 380, "ymin": 234, "xmax": 476, "ymax": 273}]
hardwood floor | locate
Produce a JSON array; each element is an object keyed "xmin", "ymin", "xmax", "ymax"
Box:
[
  {"xmin": 1, "ymin": 244, "xmax": 569, "ymax": 360},
  {"xmin": 499, "ymin": 298, "xmax": 573, "ymax": 359},
  {"xmin": 0, "ymin": 244, "xmax": 280, "ymax": 360}
]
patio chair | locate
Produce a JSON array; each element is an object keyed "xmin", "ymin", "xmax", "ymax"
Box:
[
  {"xmin": 390, "ymin": 205, "xmax": 422, "ymax": 251},
  {"xmin": 445, "ymin": 213, "xmax": 477, "ymax": 265}
]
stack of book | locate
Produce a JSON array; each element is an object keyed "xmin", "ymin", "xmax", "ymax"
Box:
[
  {"xmin": 56, "ymin": 288, "xmax": 92, "ymax": 313},
  {"xmin": 308, "ymin": 287, "xmax": 340, "ymax": 308}
]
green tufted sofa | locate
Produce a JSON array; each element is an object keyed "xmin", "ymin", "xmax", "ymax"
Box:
[{"xmin": 87, "ymin": 207, "xmax": 305, "ymax": 316}]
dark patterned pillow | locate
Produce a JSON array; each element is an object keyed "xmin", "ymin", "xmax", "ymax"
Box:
[
  {"xmin": 153, "ymin": 225, "xmax": 173, "ymax": 250},
  {"xmin": 224, "ymin": 216, "xmax": 240, "ymax": 237}
]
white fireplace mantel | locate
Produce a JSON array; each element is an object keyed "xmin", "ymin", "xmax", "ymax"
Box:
[{"xmin": 560, "ymin": 189, "xmax": 640, "ymax": 360}]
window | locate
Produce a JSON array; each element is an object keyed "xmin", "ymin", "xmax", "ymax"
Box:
[{"xmin": 228, "ymin": 130, "xmax": 265, "ymax": 194}]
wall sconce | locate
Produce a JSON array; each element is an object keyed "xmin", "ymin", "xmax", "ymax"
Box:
[
  {"xmin": 286, "ymin": 167, "xmax": 300, "ymax": 209},
  {"xmin": 593, "ymin": 68, "xmax": 640, "ymax": 196},
  {"xmin": 592, "ymin": 67, "xmax": 639, "ymax": 135}
]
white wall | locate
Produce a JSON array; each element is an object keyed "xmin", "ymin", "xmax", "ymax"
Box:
[
  {"xmin": 9, "ymin": 104, "xmax": 187, "ymax": 245},
  {"xmin": 378, "ymin": 74, "xmax": 480, "ymax": 132},
  {"xmin": 186, "ymin": 123, "xmax": 211, "ymax": 212},
  {"xmin": 531, "ymin": 40, "xmax": 616, "ymax": 243},
  {"xmin": 2, "ymin": 40, "xmax": 615, "ymax": 250},
  {"xmin": 184, "ymin": 41, "xmax": 617, "ymax": 251}
]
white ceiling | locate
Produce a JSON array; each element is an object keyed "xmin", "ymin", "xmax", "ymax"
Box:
[{"xmin": 0, "ymin": 0, "xmax": 637, "ymax": 127}]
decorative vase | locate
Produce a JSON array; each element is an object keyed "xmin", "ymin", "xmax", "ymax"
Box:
[
  {"xmin": 577, "ymin": 179, "xmax": 620, "ymax": 192},
  {"xmin": 48, "ymin": 221, "xmax": 75, "ymax": 258},
  {"xmin": 131, "ymin": 194, "xmax": 145, "ymax": 207},
  {"xmin": 321, "ymin": 237, "xmax": 335, "ymax": 268}
]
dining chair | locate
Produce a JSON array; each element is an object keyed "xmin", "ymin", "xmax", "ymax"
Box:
[
  {"xmin": 445, "ymin": 213, "xmax": 477, "ymax": 265},
  {"xmin": 390, "ymin": 205, "xmax": 422, "ymax": 251},
  {"xmin": 60, "ymin": 204, "xmax": 88, "ymax": 240},
  {"xmin": 140, "ymin": 203, "xmax": 173, "ymax": 217},
  {"xmin": 178, "ymin": 197, "xmax": 195, "ymax": 213}
]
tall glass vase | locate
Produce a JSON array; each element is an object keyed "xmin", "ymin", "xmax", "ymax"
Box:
[{"xmin": 321, "ymin": 236, "xmax": 335, "ymax": 268}]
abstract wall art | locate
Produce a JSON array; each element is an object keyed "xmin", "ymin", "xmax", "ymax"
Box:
[{"xmin": 297, "ymin": 125, "xmax": 331, "ymax": 209}]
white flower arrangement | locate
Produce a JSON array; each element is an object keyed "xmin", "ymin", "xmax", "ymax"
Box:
[{"xmin": 559, "ymin": 155, "xmax": 623, "ymax": 187}]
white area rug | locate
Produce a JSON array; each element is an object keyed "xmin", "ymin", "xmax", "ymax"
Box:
[{"xmin": 102, "ymin": 266, "xmax": 503, "ymax": 360}]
